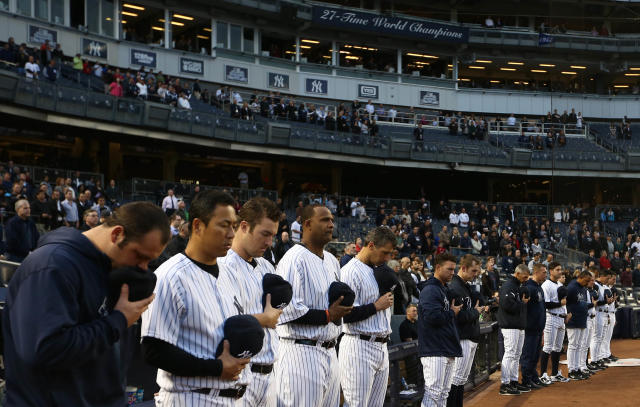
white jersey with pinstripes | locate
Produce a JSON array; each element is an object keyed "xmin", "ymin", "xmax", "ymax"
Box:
[
  {"xmin": 275, "ymin": 244, "xmax": 341, "ymax": 341},
  {"xmin": 340, "ymin": 257, "xmax": 391, "ymax": 336},
  {"xmin": 141, "ymin": 253, "xmax": 249, "ymax": 392},
  {"xmin": 542, "ymin": 280, "xmax": 565, "ymax": 314},
  {"xmin": 217, "ymin": 249, "xmax": 279, "ymax": 365}
]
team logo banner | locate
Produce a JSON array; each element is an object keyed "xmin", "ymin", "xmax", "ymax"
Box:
[
  {"xmin": 268, "ymin": 72, "xmax": 290, "ymax": 89},
  {"xmin": 28, "ymin": 25, "xmax": 57, "ymax": 46},
  {"xmin": 306, "ymin": 78, "xmax": 328, "ymax": 94},
  {"xmin": 226, "ymin": 65, "xmax": 249, "ymax": 83},
  {"xmin": 180, "ymin": 57, "xmax": 204, "ymax": 75},
  {"xmin": 130, "ymin": 49, "xmax": 157, "ymax": 68},
  {"xmin": 312, "ymin": 6, "xmax": 469, "ymax": 43},
  {"xmin": 83, "ymin": 39, "xmax": 108, "ymax": 59},
  {"xmin": 358, "ymin": 84, "xmax": 379, "ymax": 99},
  {"xmin": 419, "ymin": 90, "xmax": 440, "ymax": 106}
]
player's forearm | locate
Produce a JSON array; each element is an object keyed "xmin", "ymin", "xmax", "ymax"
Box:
[
  {"xmin": 142, "ymin": 337, "xmax": 223, "ymax": 377},
  {"xmin": 343, "ymin": 303, "xmax": 377, "ymax": 323},
  {"xmin": 544, "ymin": 301, "xmax": 562, "ymax": 310},
  {"xmin": 290, "ymin": 309, "xmax": 329, "ymax": 325}
]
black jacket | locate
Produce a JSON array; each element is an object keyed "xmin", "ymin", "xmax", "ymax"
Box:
[
  {"xmin": 523, "ymin": 279, "xmax": 545, "ymax": 333},
  {"xmin": 417, "ymin": 277, "xmax": 462, "ymax": 357},
  {"xmin": 448, "ymin": 274, "xmax": 481, "ymax": 342},
  {"xmin": 566, "ymin": 279, "xmax": 589, "ymax": 329},
  {"xmin": 497, "ymin": 275, "xmax": 527, "ymax": 329}
]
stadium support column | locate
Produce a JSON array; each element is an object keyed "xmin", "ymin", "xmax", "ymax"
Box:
[
  {"xmin": 331, "ymin": 166, "xmax": 342, "ymax": 195},
  {"xmin": 453, "ymin": 57, "xmax": 459, "ymax": 89},
  {"xmin": 332, "ymin": 41, "xmax": 338, "ymax": 66},
  {"xmin": 397, "ymin": 49, "xmax": 402, "ymax": 76},
  {"xmin": 164, "ymin": 9, "xmax": 170, "ymax": 49},
  {"xmin": 254, "ymin": 28, "xmax": 260, "ymax": 55},
  {"xmin": 295, "ymin": 36, "xmax": 300, "ymax": 63},
  {"xmin": 211, "ymin": 18, "xmax": 216, "ymax": 55},
  {"xmin": 113, "ymin": 0, "xmax": 120, "ymax": 40}
]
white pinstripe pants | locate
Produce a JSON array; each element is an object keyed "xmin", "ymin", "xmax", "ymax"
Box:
[
  {"xmin": 420, "ymin": 356, "xmax": 456, "ymax": 407},
  {"xmin": 338, "ymin": 334, "xmax": 389, "ymax": 407},
  {"xmin": 580, "ymin": 317, "xmax": 594, "ymax": 369},
  {"xmin": 590, "ymin": 312, "xmax": 607, "ymax": 362},
  {"xmin": 451, "ymin": 340, "xmax": 478, "ymax": 386},
  {"xmin": 274, "ymin": 341, "xmax": 340, "ymax": 407},
  {"xmin": 601, "ymin": 312, "xmax": 616, "ymax": 359},
  {"xmin": 154, "ymin": 390, "xmax": 236, "ymax": 407},
  {"xmin": 236, "ymin": 369, "xmax": 275, "ymax": 407},
  {"xmin": 566, "ymin": 328, "xmax": 586, "ymax": 371},
  {"xmin": 542, "ymin": 315, "xmax": 565, "ymax": 353},
  {"xmin": 500, "ymin": 329, "xmax": 525, "ymax": 384}
]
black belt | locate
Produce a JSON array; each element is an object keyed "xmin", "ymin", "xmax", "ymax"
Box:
[
  {"xmin": 251, "ymin": 363, "xmax": 273, "ymax": 374},
  {"xmin": 590, "ymin": 315, "xmax": 596, "ymax": 319},
  {"xmin": 293, "ymin": 339, "xmax": 337, "ymax": 348},
  {"xmin": 193, "ymin": 385, "xmax": 247, "ymax": 399},
  {"xmin": 548, "ymin": 313, "xmax": 567, "ymax": 318},
  {"xmin": 357, "ymin": 334, "xmax": 390, "ymax": 343}
]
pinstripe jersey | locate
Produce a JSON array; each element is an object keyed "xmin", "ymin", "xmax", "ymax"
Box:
[
  {"xmin": 275, "ymin": 244, "xmax": 341, "ymax": 341},
  {"xmin": 542, "ymin": 280, "xmax": 566, "ymax": 314},
  {"xmin": 217, "ymin": 249, "xmax": 279, "ymax": 365},
  {"xmin": 141, "ymin": 253, "xmax": 250, "ymax": 392},
  {"xmin": 340, "ymin": 257, "xmax": 391, "ymax": 336},
  {"xmin": 595, "ymin": 281, "xmax": 608, "ymax": 312}
]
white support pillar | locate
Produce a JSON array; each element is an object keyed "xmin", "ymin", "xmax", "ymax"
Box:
[
  {"xmin": 295, "ymin": 36, "xmax": 300, "ymax": 62},
  {"xmin": 453, "ymin": 56, "xmax": 459, "ymax": 89},
  {"xmin": 254, "ymin": 27, "xmax": 260, "ymax": 55},
  {"xmin": 397, "ymin": 48, "xmax": 402, "ymax": 74},
  {"xmin": 332, "ymin": 40, "xmax": 338, "ymax": 66},
  {"xmin": 164, "ymin": 9, "xmax": 170, "ymax": 49},
  {"xmin": 113, "ymin": 0, "xmax": 120, "ymax": 40}
]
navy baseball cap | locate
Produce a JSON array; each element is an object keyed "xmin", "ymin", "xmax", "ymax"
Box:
[
  {"xmin": 557, "ymin": 285, "xmax": 568, "ymax": 300},
  {"xmin": 215, "ymin": 314, "xmax": 265, "ymax": 359},
  {"xmin": 373, "ymin": 264, "xmax": 399, "ymax": 296},
  {"xmin": 262, "ymin": 273, "xmax": 293, "ymax": 310},
  {"xmin": 106, "ymin": 266, "xmax": 156, "ymax": 310},
  {"xmin": 328, "ymin": 281, "xmax": 355, "ymax": 306}
]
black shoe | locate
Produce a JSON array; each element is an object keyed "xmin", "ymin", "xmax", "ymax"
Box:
[
  {"xmin": 580, "ymin": 369, "xmax": 592, "ymax": 377},
  {"xmin": 569, "ymin": 371, "xmax": 586, "ymax": 380},
  {"xmin": 525, "ymin": 381, "xmax": 543, "ymax": 389},
  {"xmin": 511, "ymin": 382, "xmax": 531, "ymax": 392},
  {"xmin": 587, "ymin": 362, "xmax": 602, "ymax": 371},
  {"xmin": 500, "ymin": 384, "xmax": 520, "ymax": 396},
  {"xmin": 609, "ymin": 355, "xmax": 619, "ymax": 362},
  {"xmin": 532, "ymin": 377, "xmax": 549, "ymax": 387},
  {"xmin": 597, "ymin": 360, "xmax": 608, "ymax": 368}
]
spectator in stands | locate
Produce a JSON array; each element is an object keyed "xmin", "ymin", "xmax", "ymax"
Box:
[
  {"xmin": 0, "ymin": 43, "xmax": 16, "ymax": 63},
  {"xmin": 177, "ymin": 92, "xmax": 191, "ymax": 110},
  {"xmin": 506, "ymin": 114, "xmax": 516, "ymax": 131},
  {"xmin": 168, "ymin": 213, "xmax": 182, "ymax": 236},
  {"xmin": 92, "ymin": 196, "xmax": 111, "ymax": 219},
  {"xmin": 79, "ymin": 209, "xmax": 99, "ymax": 231},
  {"xmin": 413, "ymin": 122, "xmax": 424, "ymax": 151},
  {"xmin": 502, "ymin": 248, "xmax": 516, "ymax": 275},
  {"xmin": 161, "ymin": 189, "xmax": 178, "ymax": 216},
  {"xmin": 480, "ymin": 256, "xmax": 500, "ymax": 301},
  {"xmin": 30, "ymin": 189, "xmax": 49, "ymax": 233},
  {"xmin": 633, "ymin": 264, "xmax": 640, "ymax": 287},
  {"xmin": 24, "ymin": 55, "xmax": 39, "ymax": 80},
  {"xmin": 61, "ymin": 189, "xmax": 79, "ymax": 229},
  {"xmin": 399, "ymin": 303, "xmax": 418, "ymax": 341},
  {"xmin": 108, "ymin": 77, "xmax": 123, "ymax": 97},
  {"xmin": 5, "ymin": 199, "xmax": 39, "ymax": 262},
  {"xmin": 485, "ymin": 16, "xmax": 495, "ymax": 28},
  {"xmin": 388, "ymin": 106, "xmax": 397, "ymax": 122},
  {"xmin": 290, "ymin": 215, "xmax": 301, "ymax": 243},
  {"xmin": 135, "ymin": 77, "xmax": 148, "ymax": 100},
  {"xmin": 340, "ymin": 242, "xmax": 357, "ymax": 267},
  {"xmin": 42, "ymin": 59, "xmax": 57, "ymax": 82}
]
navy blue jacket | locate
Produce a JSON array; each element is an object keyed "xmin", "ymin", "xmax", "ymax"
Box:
[
  {"xmin": 523, "ymin": 279, "xmax": 546, "ymax": 333},
  {"xmin": 566, "ymin": 279, "xmax": 589, "ymax": 329},
  {"xmin": 418, "ymin": 277, "xmax": 462, "ymax": 357},
  {"xmin": 448, "ymin": 274, "xmax": 481, "ymax": 342},
  {"xmin": 3, "ymin": 227, "xmax": 128, "ymax": 407},
  {"xmin": 5, "ymin": 215, "xmax": 39, "ymax": 260},
  {"xmin": 497, "ymin": 275, "xmax": 527, "ymax": 329}
]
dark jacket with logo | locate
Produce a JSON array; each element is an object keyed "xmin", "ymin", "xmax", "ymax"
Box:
[
  {"xmin": 523, "ymin": 279, "xmax": 546, "ymax": 333},
  {"xmin": 566, "ymin": 279, "xmax": 589, "ymax": 329},
  {"xmin": 417, "ymin": 277, "xmax": 462, "ymax": 357},
  {"xmin": 2, "ymin": 227, "xmax": 127, "ymax": 407},
  {"xmin": 448, "ymin": 274, "xmax": 481, "ymax": 342},
  {"xmin": 497, "ymin": 275, "xmax": 527, "ymax": 329}
]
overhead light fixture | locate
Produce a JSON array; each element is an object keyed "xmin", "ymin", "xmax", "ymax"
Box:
[
  {"xmin": 197, "ymin": 35, "xmax": 209, "ymax": 39},
  {"xmin": 490, "ymin": 80, "xmax": 500, "ymax": 83},
  {"xmin": 561, "ymin": 71, "xmax": 577, "ymax": 75},
  {"xmin": 625, "ymin": 73, "xmax": 640, "ymax": 76},
  {"xmin": 301, "ymin": 39, "xmax": 320, "ymax": 44},
  {"xmin": 458, "ymin": 78, "xmax": 471, "ymax": 82},
  {"xmin": 121, "ymin": 11, "xmax": 138, "ymax": 17},
  {"xmin": 299, "ymin": 45, "xmax": 311, "ymax": 49},
  {"xmin": 405, "ymin": 52, "xmax": 438, "ymax": 59},
  {"xmin": 630, "ymin": 67, "xmax": 640, "ymax": 71},
  {"xmin": 151, "ymin": 26, "xmax": 164, "ymax": 31},
  {"xmin": 173, "ymin": 14, "xmax": 194, "ymax": 21},
  {"xmin": 500, "ymin": 67, "xmax": 516, "ymax": 71},
  {"xmin": 468, "ymin": 66, "xmax": 485, "ymax": 69},
  {"xmin": 614, "ymin": 85, "xmax": 629, "ymax": 88},
  {"xmin": 170, "ymin": 21, "xmax": 185, "ymax": 26},
  {"xmin": 105, "ymin": 17, "xmax": 112, "ymax": 21},
  {"xmin": 285, "ymin": 50, "xmax": 295, "ymax": 54},
  {"xmin": 123, "ymin": 3, "xmax": 145, "ymax": 10},
  {"xmin": 121, "ymin": 20, "xmax": 127, "ymax": 24},
  {"xmin": 570, "ymin": 65, "xmax": 586, "ymax": 69},
  {"xmin": 345, "ymin": 55, "xmax": 360, "ymax": 60},
  {"xmin": 507, "ymin": 61, "xmax": 524, "ymax": 65},
  {"xmin": 531, "ymin": 69, "xmax": 547, "ymax": 73},
  {"xmin": 322, "ymin": 55, "xmax": 331, "ymax": 59},
  {"xmin": 203, "ymin": 28, "xmax": 212, "ymax": 32},
  {"xmin": 339, "ymin": 50, "xmax": 350, "ymax": 54},
  {"xmin": 158, "ymin": 18, "xmax": 165, "ymax": 22},
  {"xmin": 476, "ymin": 60, "xmax": 492, "ymax": 63},
  {"xmin": 539, "ymin": 63, "xmax": 556, "ymax": 67},
  {"xmin": 447, "ymin": 64, "xmax": 453, "ymax": 67}
]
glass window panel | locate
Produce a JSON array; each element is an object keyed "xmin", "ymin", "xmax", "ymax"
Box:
[
  {"xmin": 121, "ymin": 3, "xmax": 164, "ymax": 45},
  {"xmin": 216, "ymin": 22, "xmax": 228, "ymax": 48},
  {"xmin": 51, "ymin": 0, "xmax": 65, "ymax": 24},
  {"xmin": 17, "ymin": 0, "xmax": 31, "ymax": 16},
  {"xmin": 0, "ymin": 0, "xmax": 8, "ymax": 11},
  {"xmin": 171, "ymin": 12, "xmax": 210, "ymax": 55},
  {"xmin": 229, "ymin": 24, "xmax": 241, "ymax": 51},
  {"xmin": 243, "ymin": 27, "xmax": 253, "ymax": 54},
  {"xmin": 86, "ymin": 0, "xmax": 100, "ymax": 34},
  {"xmin": 35, "ymin": 0, "xmax": 48, "ymax": 20},
  {"xmin": 102, "ymin": 0, "xmax": 114, "ymax": 37}
]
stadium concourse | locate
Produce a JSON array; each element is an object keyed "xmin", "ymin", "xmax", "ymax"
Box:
[{"xmin": 465, "ymin": 339, "xmax": 640, "ymax": 407}]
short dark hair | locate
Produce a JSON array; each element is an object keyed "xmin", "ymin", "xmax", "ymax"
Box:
[
  {"xmin": 364, "ymin": 226, "xmax": 397, "ymax": 247},
  {"xmin": 83, "ymin": 209, "xmax": 97, "ymax": 220},
  {"xmin": 578, "ymin": 270, "xmax": 593, "ymax": 280},
  {"xmin": 434, "ymin": 252, "xmax": 457, "ymax": 267},
  {"xmin": 238, "ymin": 197, "xmax": 281, "ymax": 232},
  {"xmin": 189, "ymin": 190, "xmax": 236, "ymax": 231},
  {"xmin": 548, "ymin": 261, "xmax": 561, "ymax": 270},
  {"xmin": 459, "ymin": 254, "xmax": 480, "ymax": 268},
  {"xmin": 301, "ymin": 203, "xmax": 323, "ymax": 225},
  {"xmin": 103, "ymin": 201, "xmax": 170, "ymax": 247}
]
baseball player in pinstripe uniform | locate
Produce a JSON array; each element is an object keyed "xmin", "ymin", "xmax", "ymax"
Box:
[
  {"xmin": 446, "ymin": 254, "xmax": 486, "ymax": 406},
  {"xmin": 497, "ymin": 264, "xmax": 530, "ymax": 396},
  {"xmin": 274, "ymin": 204, "xmax": 352, "ymax": 407},
  {"xmin": 540, "ymin": 262, "xmax": 570, "ymax": 384},
  {"xmin": 601, "ymin": 274, "xmax": 618, "ymax": 362},
  {"xmin": 141, "ymin": 191, "xmax": 253, "ymax": 406},
  {"xmin": 417, "ymin": 252, "xmax": 463, "ymax": 407},
  {"xmin": 581, "ymin": 268, "xmax": 602, "ymax": 375},
  {"xmin": 565, "ymin": 270, "xmax": 597, "ymax": 380},
  {"xmin": 338, "ymin": 226, "xmax": 396, "ymax": 407},
  {"xmin": 217, "ymin": 197, "xmax": 285, "ymax": 407},
  {"xmin": 591, "ymin": 270, "xmax": 615, "ymax": 368}
]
